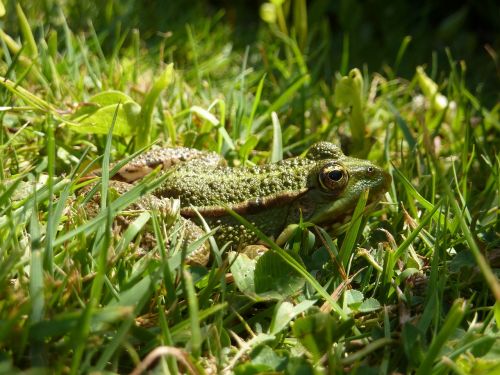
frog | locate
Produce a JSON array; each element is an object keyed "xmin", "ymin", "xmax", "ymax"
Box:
[{"xmin": 85, "ymin": 142, "xmax": 391, "ymax": 265}]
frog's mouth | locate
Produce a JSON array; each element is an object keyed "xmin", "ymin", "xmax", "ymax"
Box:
[{"xmin": 310, "ymin": 190, "xmax": 387, "ymax": 225}]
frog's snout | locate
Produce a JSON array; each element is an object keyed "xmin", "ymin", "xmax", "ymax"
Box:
[{"xmin": 367, "ymin": 166, "xmax": 391, "ymax": 196}]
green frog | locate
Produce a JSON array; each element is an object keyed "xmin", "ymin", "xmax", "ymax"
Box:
[{"xmin": 86, "ymin": 142, "xmax": 391, "ymax": 265}]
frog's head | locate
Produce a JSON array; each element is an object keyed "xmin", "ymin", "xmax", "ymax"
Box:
[{"xmin": 305, "ymin": 144, "xmax": 391, "ymax": 224}]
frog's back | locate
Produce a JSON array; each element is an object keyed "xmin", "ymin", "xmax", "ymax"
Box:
[{"xmin": 155, "ymin": 157, "xmax": 318, "ymax": 208}]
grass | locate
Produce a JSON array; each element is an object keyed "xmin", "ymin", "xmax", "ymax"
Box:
[{"xmin": 1, "ymin": 1, "xmax": 499, "ymax": 374}]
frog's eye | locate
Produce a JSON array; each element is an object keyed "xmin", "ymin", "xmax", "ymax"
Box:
[{"xmin": 319, "ymin": 163, "xmax": 349, "ymax": 192}]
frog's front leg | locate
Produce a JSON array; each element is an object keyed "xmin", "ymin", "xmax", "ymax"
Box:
[{"xmin": 91, "ymin": 147, "xmax": 226, "ymax": 183}]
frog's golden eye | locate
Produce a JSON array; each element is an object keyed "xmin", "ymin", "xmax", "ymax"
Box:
[{"xmin": 319, "ymin": 163, "xmax": 349, "ymax": 192}]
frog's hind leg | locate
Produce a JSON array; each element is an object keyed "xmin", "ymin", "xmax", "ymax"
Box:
[
  {"xmin": 89, "ymin": 147, "xmax": 226, "ymax": 183},
  {"xmin": 80, "ymin": 179, "xmax": 210, "ymax": 266}
]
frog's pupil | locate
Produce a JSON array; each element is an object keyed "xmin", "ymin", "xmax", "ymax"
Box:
[{"xmin": 329, "ymin": 170, "xmax": 343, "ymax": 181}]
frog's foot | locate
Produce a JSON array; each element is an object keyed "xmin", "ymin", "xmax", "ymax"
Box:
[
  {"xmin": 88, "ymin": 147, "xmax": 226, "ymax": 183},
  {"xmin": 240, "ymin": 244, "xmax": 269, "ymax": 259},
  {"xmin": 177, "ymin": 217, "xmax": 210, "ymax": 266}
]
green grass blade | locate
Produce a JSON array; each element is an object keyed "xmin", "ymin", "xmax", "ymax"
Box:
[
  {"xmin": 246, "ymin": 73, "xmax": 266, "ymax": 135},
  {"xmin": 338, "ymin": 189, "xmax": 368, "ymax": 267},
  {"xmin": 416, "ymin": 299, "xmax": 467, "ymax": 375},
  {"xmin": 394, "ymin": 36, "xmax": 412, "ymax": 75},
  {"xmin": 44, "ymin": 117, "xmax": 56, "ymax": 275},
  {"xmin": 182, "ymin": 270, "xmax": 202, "ymax": 359},
  {"xmin": 29, "ymin": 192, "xmax": 44, "ymax": 366},
  {"xmin": 136, "ymin": 63, "xmax": 174, "ymax": 150},
  {"xmin": 15, "ymin": 3, "xmax": 38, "ymax": 58}
]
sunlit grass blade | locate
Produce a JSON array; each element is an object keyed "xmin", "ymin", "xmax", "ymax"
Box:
[
  {"xmin": 0, "ymin": 75, "xmax": 55, "ymax": 112},
  {"xmin": 270, "ymin": 111, "xmax": 283, "ymax": 162}
]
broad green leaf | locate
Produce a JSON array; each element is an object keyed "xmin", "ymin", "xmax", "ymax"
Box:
[
  {"xmin": 254, "ymin": 250, "xmax": 305, "ymax": 299},
  {"xmin": 402, "ymin": 323, "xmax": 424, "ymax": 367},
  {"xmin": 229, "ymin": 250, "xmax": 305, "ymax": 300},
  {"xmin": 250, "ymin": 345, "xmax": 286, "ymax": 371},
  {"xmin": 293, "ymin": 312, "xmax": 354, "ymax": 360},
  {"xmin": 358, "ymin": 298, "xmax": 381, "ymax": 313},
  {"xmin": 234, "ymin": 363, "xmax": 272, "ymax": 375},
  {"xmin": 269, "ymin": 299, "xmax": 316, "ymax": 335},
  {"xmin": 0, "ymin": 1, "xmax": 5, "ymax": 17},
  {"xmin": 293, "ymin": 313, "xmax": 333, "ymax": 360},
  {"xmin": 344, "ymin": 289, "xmax": 364, "ymax": 312},
  {"xmin": 88, "ymin": 90, "xmax": 135, "ymax": 106},
  {"xmin": 286, "ymin": 357, "xmax": 315, "ymax": 375},
  {"xmin": 226, "ymin": 209, "xmax": 351, "ymax": 320},
  {"xmin": 344, "ymin": 289, "xmax": 364, "ymax": 305},
  {"xmin": 230, "ymin": 253, "xmax": 258, "ymax": 298},
  {"xmin": 70, "ymin": 101, "xmax": 140, "ymax": 136}
]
